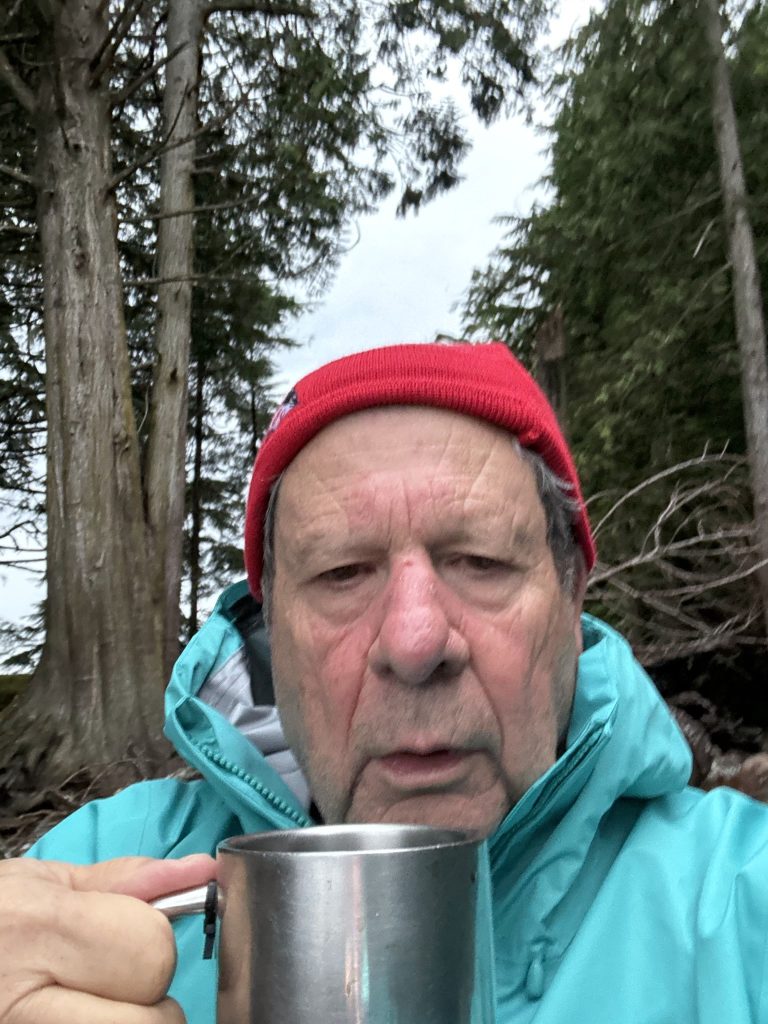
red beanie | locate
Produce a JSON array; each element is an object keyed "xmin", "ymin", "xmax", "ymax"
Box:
[{"xmin": 245, "ymin": 342, "xmax": 595, "ymax": 599}]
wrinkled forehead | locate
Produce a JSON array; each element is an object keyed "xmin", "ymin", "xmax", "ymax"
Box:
[
  {"xmin": 274, "ymin": 405, "xmax": 544, "ymax": 542},
  {"xmin": 283, "ymin": 404, "xmax": 527, "ymax": 481}
]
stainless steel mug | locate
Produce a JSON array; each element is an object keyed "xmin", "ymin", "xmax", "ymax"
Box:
[{"xmin": 154, "ymin": 823, "xmax": 494, "ymax": 1024}]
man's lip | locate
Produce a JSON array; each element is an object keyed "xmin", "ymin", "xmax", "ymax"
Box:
[{"xmin": 373, "ymin": 748, "xmax": 473, "ymax": 782}]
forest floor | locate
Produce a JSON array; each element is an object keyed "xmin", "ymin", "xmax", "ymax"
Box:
[
  {"xmin": 0, "ymin": 767, "xmax": 96, "ymax": 858},
  {"xmin": 0, "ymin": 758, "xmax": 201, "ymax": 858}
]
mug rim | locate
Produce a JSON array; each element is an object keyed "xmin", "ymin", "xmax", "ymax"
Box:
[{"xmin": 218, "ymin": 823, "xmax": 478, "ymax": 856}]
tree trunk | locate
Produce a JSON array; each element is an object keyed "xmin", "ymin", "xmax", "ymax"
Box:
[
  {"xmin": 145, "ymin": 0, "xmax": 204, "ymax": 679},
  {"xmin": 535, "ymin": 305, "xmax": 567, "ymax": 431},
  {"xmin": 702, "ymin": 0, "xmax": 768, "ymax": 639},
  {"xmin": 0, "ymin": 1, "xmax": 167, "ymax": 794},
  {"xmin": 188, "ymin": 359, "xmax": 205, "ymax": 638}
]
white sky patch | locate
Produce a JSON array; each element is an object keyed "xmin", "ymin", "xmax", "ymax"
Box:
[{"xmin": 273, "ymin": 0, "xmax": 595, "ymax": 390}]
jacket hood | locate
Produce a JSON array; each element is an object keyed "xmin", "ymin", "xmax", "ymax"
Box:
[{"xmin": 164, "ymin": 581, "xmax": 311, "ymax": 832}]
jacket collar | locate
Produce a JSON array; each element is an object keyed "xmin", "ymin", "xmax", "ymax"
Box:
[{"xmin": 487, "ymin": 615, "xmax": 692, "ymax": 998}]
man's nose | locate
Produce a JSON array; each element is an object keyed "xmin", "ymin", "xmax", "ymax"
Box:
[{"xmin": 368, "ymin": 556, "xmax": 468, "ymax": 686}]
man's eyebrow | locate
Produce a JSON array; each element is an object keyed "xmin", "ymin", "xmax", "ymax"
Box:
[
  {"xmin": 280, "ymin": 526, "xmax": 381, "ymax": 565},
  {"xmin": 408, "ymin": 496, "xmax": 540, "ymax": 552},
  {"xmin": 280, "ymin": 501, "xmax": 542, "ymax": 562},
  {"xmin": 431, "ymin": 520, "xmax": 538, "ymax": 553}
]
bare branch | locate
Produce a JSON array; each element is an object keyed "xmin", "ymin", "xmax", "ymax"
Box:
[
  {"xmin": 0, "ymin": 221, "xmax": 36, "ymax": 235},
  {"xmin": 591, "ymin": 449, "xmax": 741, "ymax": 536},
  {"xmin": 0, "ymin": 521, "xmax": 37, "ymax": 543},
  {"xmin": 205, "ymin": 0, "xmax": 316, "ymax": 14},
  {"xmin": 111, "ymin": 41, "xmax": 189, "ymax": 108},
  {"xmin": 0, "ymin": 162, "xmax": 32, "ymax": 186},
  {"xmin": 148, "ymin": 192, "xmax": 262, "ymax": 220},
  {"xmin": 0, "ymin": 558, "xmax": 45, "ymax": 572},
  {"xmin": 0, "ymin": 0, "xmax": 26, "ymax": 31},
  {"xmin": 107, "ymin": 101, "xmax": 236, "ymax": 192},
  {"xmin": 0, "ymin": 32, "xmax": 39, "ymax": 44},
  {"xmin": 126, "ymin": 272, "xmax": 269, "ymax": 287},
  {"xmin": 590, "ymin": 529, "xmax": 754, "ymax": 586},
  {"xmin": 586, "ymin": 448, "xmax": 766, "ymax": 664},
  {"xmin": 692, "ymin": 217, "xmax": 717, "ymax": 259},
  {"xmin": 0, "ymin": 48, "xmax": 35, "ymax": 114},
  {"xmin": 643, "ymin": 558, "xmax": 768, "ymax": 599},
  {"xmin": 90, "ymin": 0, "xmax": 146, "ymax": 87},
  {"xmin": 107, "ymin": 92, "xmax": 188, "ymax": 192}
]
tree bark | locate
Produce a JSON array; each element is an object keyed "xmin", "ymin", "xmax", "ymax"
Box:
[
  {"xmin": 0, "ymin": 0, "xmax": 167, "ymax": 791},
  {"xmin": 702, "ymin": 0, "xmax": 768, "ymax": 639},
  {"xmin": 535, "ymin": 305, "xmax": 567, "ymax": 432},
  {"xmin": 145, "ymin": 0, "xmax": 204, "ymax": 679},
  {"xmin": 188, "ymin": 358, "xmax": 205, "ymax": 637}
]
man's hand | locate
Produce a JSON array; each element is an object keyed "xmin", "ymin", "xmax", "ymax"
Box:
[{"xmin": 0, "ymin": 854, "xmax": 216, "ymax": 1023}]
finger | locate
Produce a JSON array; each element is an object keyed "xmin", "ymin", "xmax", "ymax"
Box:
[
  {"xmin": 2, "ymin": 855, "xmax": 216, "ymax": 1006},
  {"xmin": 79, "ymin": 854, "xmax": 217, "ymax": 903},
  {"xmin": 21, "ymin": 885, "xmax": 178, "ymax": 1005},
  {"xmin": 4, "ymin": 854, "xmax": 216, "ymax": 904},
  {"xmin": 10, "ymin": 986, "xmax": 186, "ymax": 1024}
]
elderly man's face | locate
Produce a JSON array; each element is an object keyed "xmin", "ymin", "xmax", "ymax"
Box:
[{"xmin": 269, "ymin": 407, "xmax": 584, "ymax": 836}]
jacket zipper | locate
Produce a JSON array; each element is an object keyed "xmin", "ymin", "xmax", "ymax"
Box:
[{"xmin": 195, "ymin": 741, "xmax": 312, "ymax": 829}]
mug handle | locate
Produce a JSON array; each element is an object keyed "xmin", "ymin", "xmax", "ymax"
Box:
[{"xmin": 151, "ymin": 882, "xmax": 219, "ymax": 959}]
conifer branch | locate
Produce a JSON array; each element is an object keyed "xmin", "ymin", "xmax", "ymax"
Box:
[
  {"xmin": 107, "ymin": 89, "xmax": 188, "ymax": 191},
  {"xmin": 0, "ymin": 221, "xmax": 36, "ymax": 234},
  {"xmin": 111, "ymin": 41, "xmax": 189, "ymax": 107},
  {"xmin": 205, "ymin": 0, "xmax": 316, "ymax": 16},
  {"xmin": 90, "ymin": 0, "xmax": 146, "ymax": 87},
  {"xmin": 0, "ymin": 162, "xmax": 32, "ymax": 187},
  {"xmin": 108, "ymin": 99, "xmax": 236, "ymax": 192},
  {"xmin": 0, "ymin": 48, "xmax": 35, "ymax": 114},
  {"xmin": 126, "ymin": 272, "xmax": 270, "ymax": 287},
  {"xmin": 149, "ymin": 193, "xmax": 259, "ymax": 219}
]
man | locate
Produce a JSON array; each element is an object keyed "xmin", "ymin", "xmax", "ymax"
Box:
[{"xmin": 3, "ymin": 342, "xmax": 768, "ymax": 1024}]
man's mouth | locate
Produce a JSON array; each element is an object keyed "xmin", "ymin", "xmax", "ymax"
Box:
[{"xmin": 375, "ymin": 748, "xmax": 471, "ymax": 785}]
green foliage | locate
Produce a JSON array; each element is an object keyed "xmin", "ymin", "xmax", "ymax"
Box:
[
  {"xmin": 0, "ymin": 605, "xmax": 43, "ymax": 673},
  {"xmin": 465, "ymin": 0, "xmax": 768, "ymax": 517},
  {"xmin": 465, "ymin": 0, "xmax": 768, "ymax": 658}
]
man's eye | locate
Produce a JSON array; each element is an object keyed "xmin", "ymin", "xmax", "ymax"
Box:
[
  {"xmin": 450, "ymin": 554, "xmax": 506, "ymax": 574},
  {"xmin": 317, "ymin": 564, "xmax": 370, "ymax": 585}
]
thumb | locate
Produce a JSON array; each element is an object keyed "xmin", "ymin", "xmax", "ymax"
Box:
[{"xmin": 67, "ymin": 853, "xmax": 217, "ymax": 902}]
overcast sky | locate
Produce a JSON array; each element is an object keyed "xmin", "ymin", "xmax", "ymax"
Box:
[
  {"xmin": 274, "ymin": 0, "xmax": 592, "ymax": 389},
  {"xmin": 0, "ymin": 0, "xmax": 593, "ymax": 634}
]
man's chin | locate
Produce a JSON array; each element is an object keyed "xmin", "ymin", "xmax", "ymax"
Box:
[{"xmin": 344, "ymin": 790, "xmax": 510, "ymax": 839}]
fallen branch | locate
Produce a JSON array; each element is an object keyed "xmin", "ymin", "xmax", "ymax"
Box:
[{"xmin": 586, "ymin": 450, "xmax": 766, "ymax": 664}]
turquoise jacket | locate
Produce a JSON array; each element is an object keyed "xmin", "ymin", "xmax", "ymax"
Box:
[{"xmin": 29, "ymin": 582, "xmax": 768, "ymax": 1022}]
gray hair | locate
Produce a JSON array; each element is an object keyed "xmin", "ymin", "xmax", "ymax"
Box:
[{"xmin": 260, "ymin": 442, "xmax": 584, "ymax": 625}]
